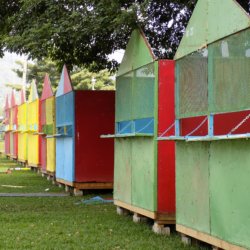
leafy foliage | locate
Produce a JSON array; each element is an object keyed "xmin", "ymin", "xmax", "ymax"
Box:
[
  {"xmin": 71, "ymin": 68, "xmax": 115, "ymax": 91},
  {"xmin": 1, "ymin": 0, "xmax": 250, "ymax": 71},
  {"xmin": 12, "ymin": 59, "xmax": 115, "ymax": 96}
]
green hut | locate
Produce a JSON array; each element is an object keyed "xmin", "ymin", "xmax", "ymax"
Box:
[{"xmin": 160, "ymin": 0, "xmax": 250, "ymax": 249}]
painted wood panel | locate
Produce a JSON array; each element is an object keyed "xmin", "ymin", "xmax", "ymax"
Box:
[
  {"xmin": 114, "ymin": 138, "xmax": 132, "ymax": 204},
  {"xmin": 176, "ymin": 141, "xmax": 210, "ymax": 234},
  {"xmin": 210, "ymin": 140, "xmax": 250, "ymax": 249},
  {"xmin": 157, "ymin": 60, "xmax": 175, "ymax": 214},
  {"xmin": 74, "ymin": 91, "xmax": 115, "ymax": 183},
  {"xmin": 131, "ymin": 138, "xmax": 156, "ymax": 211}
]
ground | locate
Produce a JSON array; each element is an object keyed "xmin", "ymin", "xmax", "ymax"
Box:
[{"xmin": 0, "ymin": 155, "xmax": 205, "ymax": 250}]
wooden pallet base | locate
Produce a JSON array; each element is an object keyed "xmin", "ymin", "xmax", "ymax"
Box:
[
  {"xmin": 17, "ymin": 159, "xmax": 27, "ymax": 166},
  {"xmin": 10, "ymin": 156, "xmax": 18, "ymax": 160},
  {"xmin": 56, "ymin": 178, "xmax": 113, "ymax": 189},
  {"xmin": 177, "ymin": 224, "xmax": 246, "ymax": 250},
  {"xmin": 41, "ymin": 170, "xmax": 55, "ymax": 178},
  {"xmin": 29, "ymin": 164, "xmax": 40, "ymax": 168},
  {"xmin": 41, "ymin": 171, "xmax": 56, "ymax": 183},
  {"xmin": 56, "ymin": 178, "xmax": 113, "ymax": 196},
  {"xmin": 115, "ymin": 200, "xmax": 175, "ymax": 235},
  {"xmin": 114, "ymin": 200, "xmax": 175, "ymax": 222}
]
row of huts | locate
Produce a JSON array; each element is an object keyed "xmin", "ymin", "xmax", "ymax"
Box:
[
  {"xmin": 4, "ymin": 67, "xmax": 115, "ymax": 192},
  {"xmin": 3, "ymin": 0, "xmax": 250, "ymax": 249}
]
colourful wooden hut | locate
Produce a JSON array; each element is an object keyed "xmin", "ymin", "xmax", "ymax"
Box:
[
  {"xmin": 55, "ymin": 66, "xmax": 115, "ymax": 194},
  {"xmin": 27, "ymin": 81, "xmax": 40, "ymax": 167},
  {"xmin": 17, "ymin": 89, "xmax": 28, "ymax": 163},
  {"xmin": 4, "ymin": 95, "xmax": 11, "ymax": 156},
  {"xmin": 40, "ymin": 74, "xmax": 56, "ymax": 175},
  {"xmin": 160, "ymin": 0, "xmax": 250, "ymax": 248},
  {"xmin": 103, "ymin": 29, "xmax": 175, "ymax": 231},
  {"xmin": 9, "ymin": 90, "xmax": 18, "ymax": 159}
]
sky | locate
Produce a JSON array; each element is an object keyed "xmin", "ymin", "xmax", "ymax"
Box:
[{"xmin": 0, "ymin": 52, "xmax": 26, "ymax": 112}]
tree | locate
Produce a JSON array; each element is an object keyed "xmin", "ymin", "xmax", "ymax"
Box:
[
  {"xmin": 71, "ymin": 68, "xmax": 115, "ymax": 91},
  {"xmin": 1, "ymin": 0, "xmax": 249, "ymax": 71},
  {"xmin": 12, "ymin": 59, "xmax": 115, "ymax": 96},
  {"xmin": 13, "ymin": 59, "xmax": 60, "ymax": 94}
]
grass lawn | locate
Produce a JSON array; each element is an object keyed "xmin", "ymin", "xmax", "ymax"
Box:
[{"xmin": 0, "ymin": 155, "xmax": 205, "ymax": 250}]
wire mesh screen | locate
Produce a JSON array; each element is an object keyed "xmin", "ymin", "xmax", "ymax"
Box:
[
  {"xmin": 13, "ymin": 106, "xmax": 18, "ymax": 126},
  {"xmin": 116, "ymin": 72, "xmax": 133, "ymax": 122},
  {"xmin": 64, "ymin": 92, "xmax": 74, "ymax": 125},
  {"xmin": 133, "ymin": 63, "xmax": 155, "ymax": 119},
  {"xmin": 27, "ymin": 100, "xmax": 39, "ymax": 129},
  {"xmin": 56, "ymin": 95, "xmax": 65, "ymax": 126},
  {"xmin": 46, "ymin": 97, "xmax": 55, "ymax": 125},
  {"xmin": 209, "ymin": 28, "xmax": 250, "ymax": 113},
  {"xmin": 18, "ymin": 104, "xmax": 27, "ymax": 130},
  {"xmin": 41, "ymin": 100, "xmax": 46, "ymax": 126},
  {"xmin": 176, "ymin": 50, "xmax": 208, "ymax": 118}
]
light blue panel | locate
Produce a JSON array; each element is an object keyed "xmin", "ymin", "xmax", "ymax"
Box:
[
  {"xmin": 56, "ymin": 92, "xmax": 75, "ymax": 182},
  {"xmin": 134, "ymin": 117, "xmax": 154, "ymax": 134},
  {"xmin": 56, "ymin": 70, "xmax": 64, "ymax": 97},
  {"xmin": 64, "ymin": 137, "xmax": 75, "ymax": 182},
  {"xmin": 64, "ymin": 92, "xmax": 75, "ymax": 125},
  {"xmin": 56, "ymin": 95, "xmax": 65, "ymax": 127},
  {"xmin": 56, "ymin": 138, "xmax": 65, "ymax": 180},
  {"xmin": 65, "ymin": 125, "xmax": 73, "ymax": 137},
  {"xmin": 116, "ymin": 120, "xmax": 133, "ymax": 134}
]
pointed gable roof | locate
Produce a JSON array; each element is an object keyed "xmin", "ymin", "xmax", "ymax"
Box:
[
  {"xmin": 56, "ymin": 65, "xmax": 73, "ymax": 97},
  {"xmin": 117, "ymin": 29, "xmax": 156, "ymax": 76},
  {"xmin": 175, "ymin": 0, "xmax": 250, "ymax": 59},
  {"xmin": 4, "ymin": 95, "xmax": 9, "ymax": 110},
  {"xmin": 28, "ymin": 80, "xmax": 39, "ymax": 102},
  {"xmin": 41, "ymin": 74, "xmax": 54, "ymax": 100},
  {"xmin": 20, "ymin": 89, "xmax": 26, "ymax": 105},
  {"xmin": 10, "ymin": 90, "xmax": 16, "ymax": 108}
]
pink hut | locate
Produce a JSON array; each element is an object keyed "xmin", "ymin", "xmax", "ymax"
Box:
[
  {"xmin": 10, "ymin": 90, "xmax": 18, "ymax": 159},
  {"xmin": 4, "ymin": 95, "xmax": 11, "ymax": 156}
]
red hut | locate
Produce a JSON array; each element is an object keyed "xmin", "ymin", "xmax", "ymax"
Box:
[{"xmin": 55, "ymin": 66, "xmax": 115, "ymax": 195}]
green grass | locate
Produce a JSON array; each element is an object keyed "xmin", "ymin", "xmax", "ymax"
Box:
[
  {"xmin": 0, "ymin": 169, "xmax": 64, "ymax": 193},
  {"xmin": 0, "ymin": 155, "xmax": 205, "ymax": 250}
]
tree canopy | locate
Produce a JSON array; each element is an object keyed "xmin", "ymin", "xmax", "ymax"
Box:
[
  {"xmin": 12, "ymin": 59, "xmax": 115, "ymax": 96},
  {"xmin": 1, "ymin": 0, "xmax": 249, "ymax": 71}
]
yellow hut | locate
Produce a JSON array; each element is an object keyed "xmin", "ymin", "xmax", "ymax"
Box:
[
  {"xmin": 17, "ymin": 89, "xmax": 27, "ymax": 163},
  {"xmin": 27, "ymin": 81, "xmax": 40, "ymax": 167},
  {"xmin": 40, "ymin": 74, "xmax": 56, "ymax": 175}
]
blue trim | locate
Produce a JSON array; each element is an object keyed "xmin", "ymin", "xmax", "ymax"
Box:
[
  {"xmin": 56, "ymin": 69, "xmax": 64, "ymax": 97},
  {"xmin": 116, "ymin": 117, "xmax": 154, "ymax": 135},
  {"xmin": 175, "ymin": 119, "xmax": 180, "ymax": 136},
  {"xmin": 116, "ymin": 120, "xmax": 133, "ymax": 134},
  {"xmin": 208, "ymin": 114, "xmax": 214, "ymax": 137},
  {"xmin": 134, "ymin": 117, "xmax": 154, "ymax": 134}
]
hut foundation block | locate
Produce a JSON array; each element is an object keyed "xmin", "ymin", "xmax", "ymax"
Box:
[
  {"xmin": 116, "ymin": 206, "xmax": 129, "ymax": 216},
  {"xmin": 132, "ymin": 213, "xmax": 148, "ymax": 223},
  {"xmin": 181, "ymin": 234, "xmax": 191, "ymax": 245},
  {"xmin": 152, "ymin": 222, "xmax": 170, "ymax": 235},
  {"xmin": 65, "ymin": 185, "xmax": 70, "ymax": 192},
  {"xmin": 73, "ymin": 188, "xmax": 83, "ymax": 196}
]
